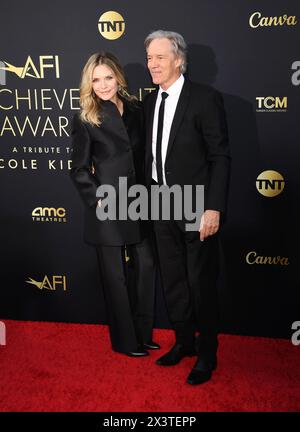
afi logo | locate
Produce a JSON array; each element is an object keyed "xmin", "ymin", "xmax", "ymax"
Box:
[
  {"xmin": 291, "ymin": 321, "xmax": 300, "ymax": 346},
  {"xmin": 26, "ymin": 275, "xmax": 67, "ymax": 291},
  {"xmin": 0, "ymin": 55, "xmax": 60, "ymax": 79}
]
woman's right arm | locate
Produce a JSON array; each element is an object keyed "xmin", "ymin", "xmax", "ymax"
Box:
[{"xmin": 70, "ymin": 114, "xmax": 99, "ymax": 208}]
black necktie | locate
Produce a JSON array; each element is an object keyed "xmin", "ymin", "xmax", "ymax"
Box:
[{"xmin": 156, "ymin": 91, "xmax": 169, "ymax": 185}]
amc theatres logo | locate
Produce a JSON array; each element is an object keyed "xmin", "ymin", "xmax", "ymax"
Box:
[
  {"xmin": 0, "ymin": 55, "xmax": 60, "ymax": 80},
  {"xmin": 256, "ymin": 96, "xmax": 287, "ymax": 112},
  {"xmin": 98, "ymin": 11, "xmax": 125, "ymax": 40},
  {"xmin": 26, "ymin": 275, "xmax": 67, "ymax": 291},
  {"xmin": 256, "ymin": 170, "xmax": 284, "ymax": 197},
  {"xmin": 32, "ymin": 207, "xmax": 66, "ymax": 222}
]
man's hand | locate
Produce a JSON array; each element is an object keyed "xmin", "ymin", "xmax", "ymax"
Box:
[{"xmin": 199, "ymin": 210, "xmax": 220, "ymax": 241}]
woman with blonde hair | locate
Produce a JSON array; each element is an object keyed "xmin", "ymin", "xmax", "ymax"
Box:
[{"xmin": 70, "ymin": 52, "xmax": 158, "ymax": 356}]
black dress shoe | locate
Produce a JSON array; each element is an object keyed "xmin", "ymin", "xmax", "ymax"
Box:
[
  {"xmin": 143, "ymin": 340, "xmax": 161, "ymax": 350},
  {"xmin": 125, "ymin": 344, "xmax": 149, "ymax": 357},
  {"xmin": 125, "ymin": 348, "xmax": 149, "ymax": 357},
  {"xmin": 186, "ymin": 356, "xmax": 217, "ymax": 385},
  {"xmin": 187, "ymin": 368, "xmax": 212, "ymax": 385},
  {"xmin": 156, "ymin": 343, "xmax": 196, "ymax": 366}
]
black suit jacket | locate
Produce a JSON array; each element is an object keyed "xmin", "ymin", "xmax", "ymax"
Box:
[
  {"xmin": 70, "ymin": 99, "xmax": 145, "ymax": 246},
  {"xmin": 144, "ymin": 79, "xmax": 230, "ymax": 226}
]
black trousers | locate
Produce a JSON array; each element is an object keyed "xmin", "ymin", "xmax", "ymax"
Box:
[
  {"xmin": 96, "ymin": 237, "xmax": 155, "ymax": 353},
  {"xmin": 154, "ymin": 220, "xmax": 220, "ymax": 356}
]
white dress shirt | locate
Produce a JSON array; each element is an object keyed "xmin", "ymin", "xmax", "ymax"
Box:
[{"xmin": 152, "ymin": 74, "xmax": 185, "ymax": 184}]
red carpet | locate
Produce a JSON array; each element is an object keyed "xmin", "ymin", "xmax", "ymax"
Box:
[{"xmin": 0, "ymin": 320, "xmax": 299, "ymax": 412}]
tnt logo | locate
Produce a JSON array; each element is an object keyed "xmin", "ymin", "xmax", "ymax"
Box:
[
  {"xmin": 0, "ymin": 321, "xmax": 6, "ymax": 346},
  {"xmin": 256, "ymin": 96, "xmax": 287, "ymax": 112},
  {"xmin": 98, "ymin": 11, "xmax": 125, "ymax": 40},
  {"xmin": 256, "ymin": 170, "xmax": 285, "ymax": 197},
  {"xmin": 291, "ymin": 321, "xmax": 300, "ymax": 346}
]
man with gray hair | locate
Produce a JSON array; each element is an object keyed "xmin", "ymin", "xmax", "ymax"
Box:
[{"xmin": 144, "ymin": 30, "xmax": 230, "ymax": 385}]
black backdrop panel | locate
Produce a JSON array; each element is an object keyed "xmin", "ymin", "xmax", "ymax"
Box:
[{"xmin": 0, "ymin": 0, "xmax": 299, "ymax": 338}]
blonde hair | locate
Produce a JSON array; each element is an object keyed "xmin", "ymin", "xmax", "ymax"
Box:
[{"xmin": 79, "ymin": 52, "xmax": 136, "ymax": 126}]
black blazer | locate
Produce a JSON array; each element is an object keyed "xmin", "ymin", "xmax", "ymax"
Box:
[
  {"xmin": 144, "ymin": 79, "xmax": 230, "ymax": 223},
  {"xmin": 70, "ymin": 99, "xmax": 145, "ymax": 246}
]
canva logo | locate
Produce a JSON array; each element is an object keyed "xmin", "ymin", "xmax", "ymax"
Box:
[
  {"xmin": 249, "ymin": 11, "xmax": 298, "ymax": 28},
  {"xmin": 0, "ymin": 55, "xmax": 60, "ymax": 79},
  {"xmin": 0, "ymin": 321, "xmax": 6, "ymax": 346},
  {"xmin": 256, "ymin": 170, "xmax": 284, "ymax": 197},
  {"xmin": 98, "ymin": 11, "xmax": 125, "ymax": 40},
  {"xmin": 291, "ymin": 321, "xmax": 300, "ymax": 346},
  {"xmin": 246, "ymin": 251, "xmax": 289, "ymax": 265}
]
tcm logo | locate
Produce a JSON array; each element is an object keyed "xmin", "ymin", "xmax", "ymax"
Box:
[
  {"xmin": 0, "ymin": 55, "xmax": 60, "ymax": 79},
  {"xmin": 246, "ymin": 251, "xmax": 289, "ymax": 266},
  {"xmin": 291, "ymin": 61, "xmax": 300, "ymax": 86},
  {"xmin": 26, "ymin": 275, "xmax": 67, "ymax": 291},
  {"xmin": 256, "ymin": 170, "xmax": 285, "ymax": 197},
  {"xmin": 249, "ymin": 11, "xmax": 297, "ymax": 28},
  {"xmin": 291, "ymin": 321, "xmax": 300, "ymax": 346},
  {"xmin": 32, "ymin": 207, "xmax": 66, "ymax": 222},
  {"xmin": 98, "ymin": 11, "xmax": 125, "ymax": 40},
  {"xmin": 256, "ymin": 96, "xmax": 287, "ymax": 112},
  {"xmin": 0, "ymin": 321, "xmax": 6, "ymax": 346}
]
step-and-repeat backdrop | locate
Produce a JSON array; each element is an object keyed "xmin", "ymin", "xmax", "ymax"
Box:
[{"xmin": 0, "ymin": 0, "xmax": 299, "ymax": 338}]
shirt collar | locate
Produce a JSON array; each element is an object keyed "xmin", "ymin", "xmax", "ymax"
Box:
[{"xmin": 158, "ymin": 74, "xmax": 184, "ymax": 98}]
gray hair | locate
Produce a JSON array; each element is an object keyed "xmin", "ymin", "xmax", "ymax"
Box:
[{"xmin": 144, "ymin": 30, "xmax": 187, "ymax": 74}]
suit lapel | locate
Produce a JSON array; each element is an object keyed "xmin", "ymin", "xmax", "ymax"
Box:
[
  {"xmin": 166, "ymin": 80, "xmax": 190, "ymax": 159},
  {"xmin": 145, "ymin": 90, "xmax": 158, "ymax": 165},
  {"xmin": 146, "ymin": 90, "xmax": 158, "ymax": 149}
]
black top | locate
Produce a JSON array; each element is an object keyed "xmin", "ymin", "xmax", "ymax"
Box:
[{"xmin": 70, "ymin": 99, "xmax": 147, "ymax": 246}]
